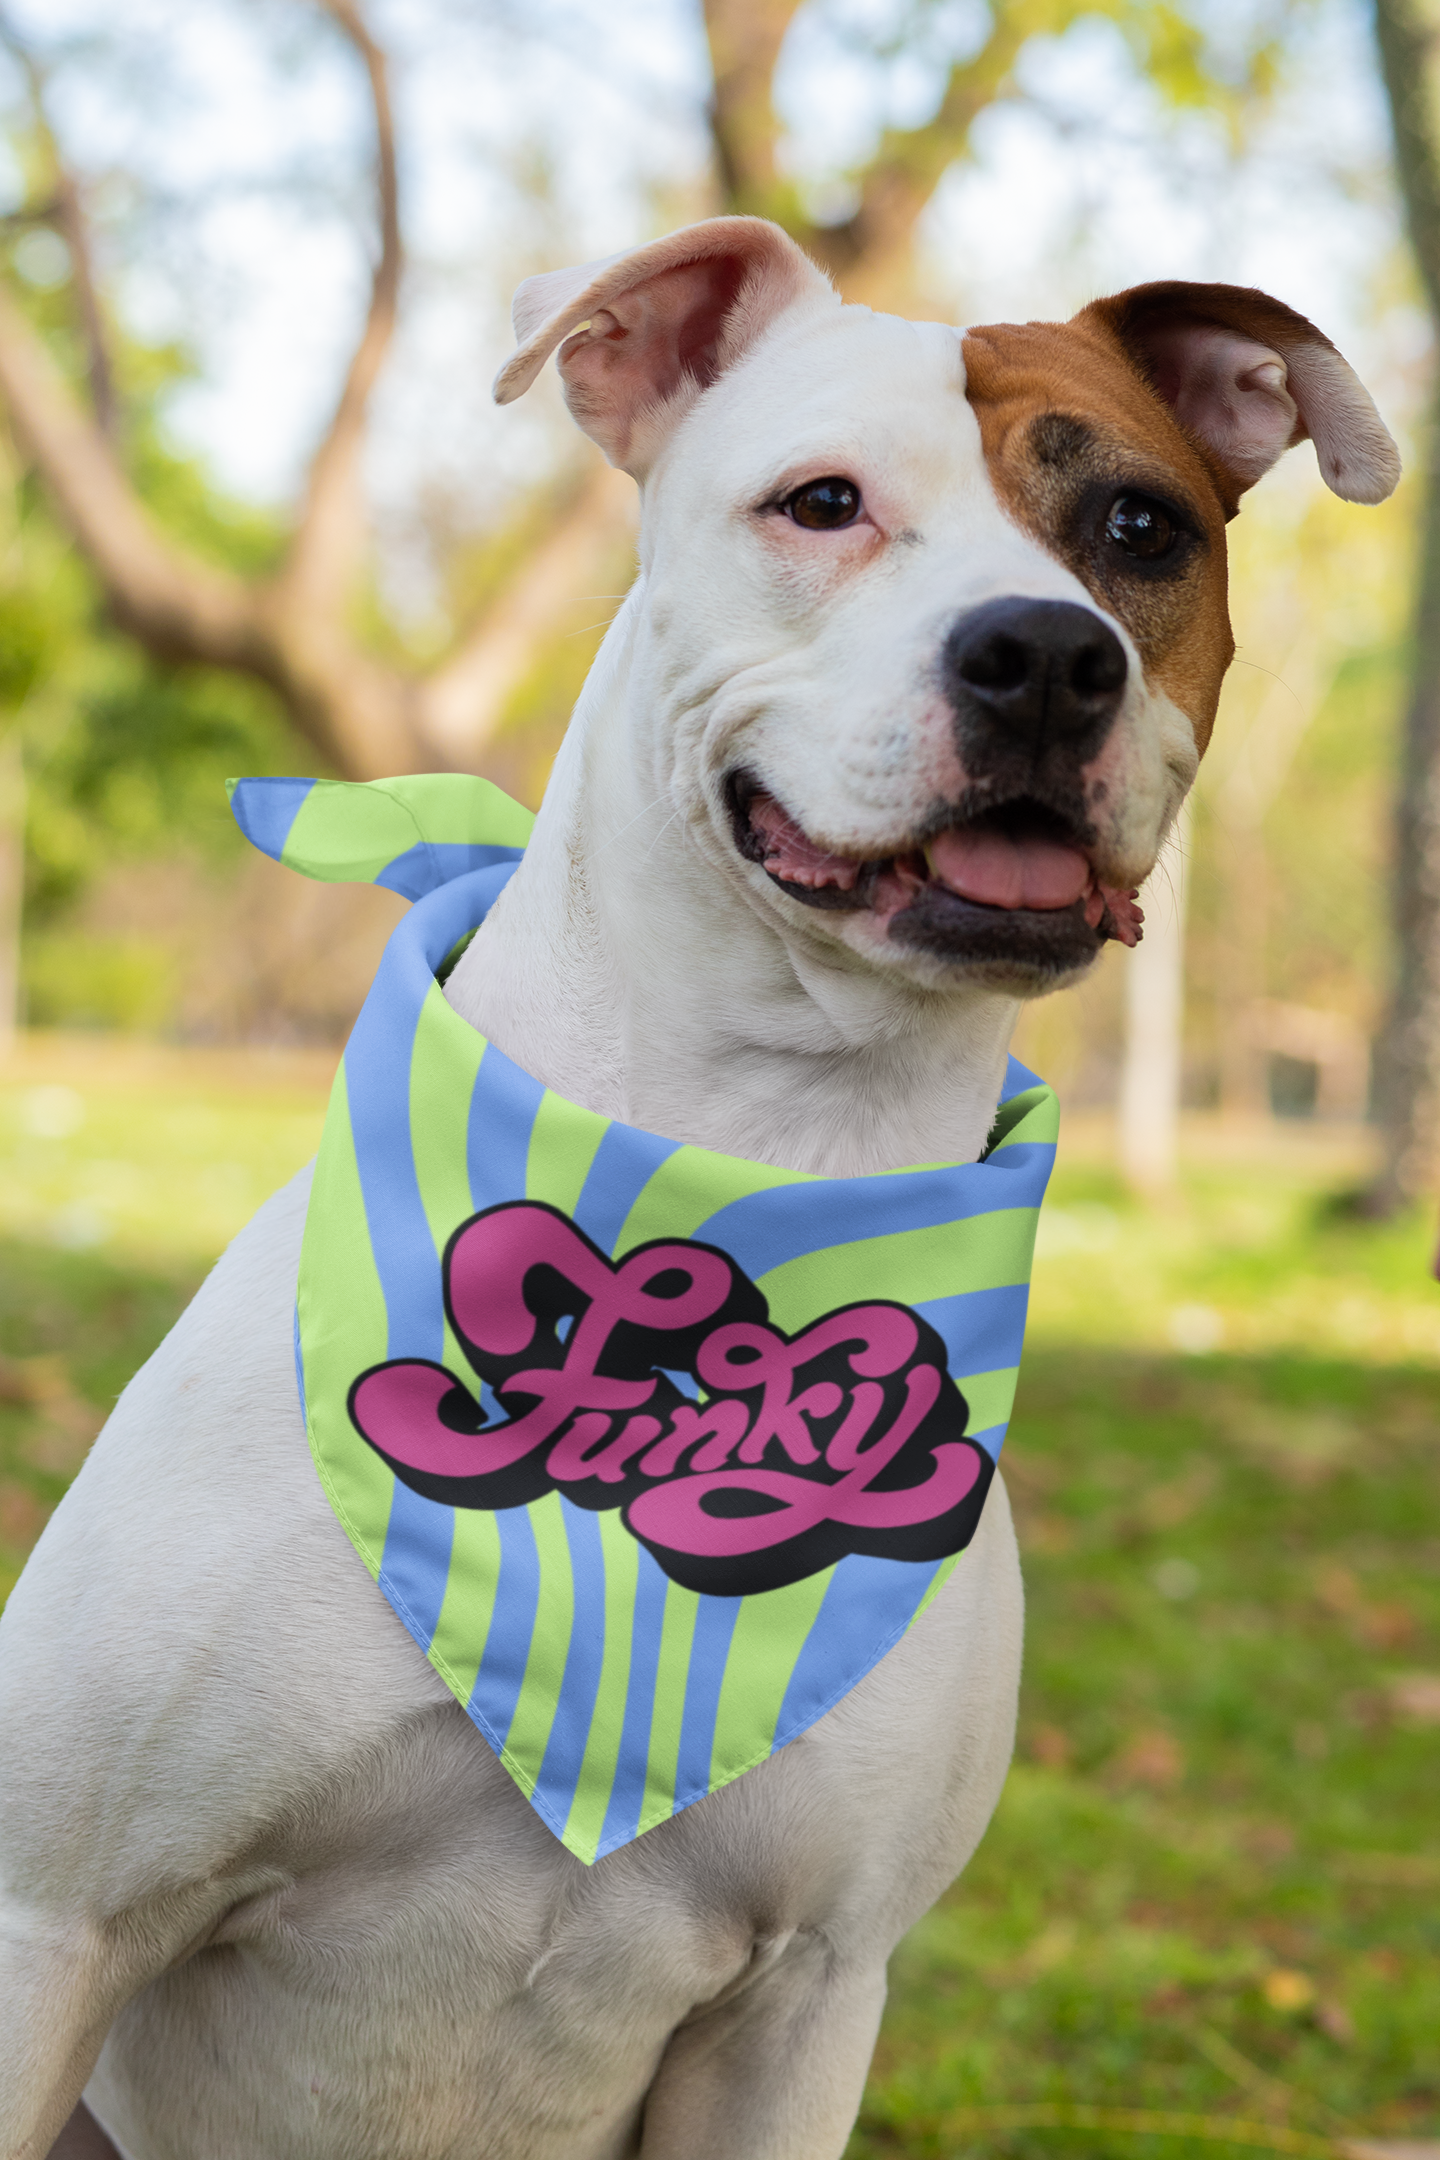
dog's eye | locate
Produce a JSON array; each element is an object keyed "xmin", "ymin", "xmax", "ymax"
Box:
[
  {"xmin": 1105, "ymin": 493, "xmax": 1176, "ymax": 560},
  {"xmin": 785, "ymin": 477, "xmax": 862, "ymax": 530}
]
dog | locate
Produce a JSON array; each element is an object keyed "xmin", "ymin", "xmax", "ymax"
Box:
[{"xmin": 0, "ymin": 216, "xmax": 1397, "ymax": 2160}]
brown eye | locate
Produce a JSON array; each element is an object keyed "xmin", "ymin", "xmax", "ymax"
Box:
[
  {"xmin": 1105, "ymin": 493, "xmax": 1176, "ymax": 559},
  {"xmin": 786, "ymin": 477, "xmax": 862, "ymax": 529}
]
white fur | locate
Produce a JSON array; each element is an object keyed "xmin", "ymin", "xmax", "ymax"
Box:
[
  {"xmin": 0, "ymin": 224, "xmax": 1333, "ymax": 2160},
  {"xmin": 0, "ymin": 1167, "xmax": 1022, "ymax": 2160},
  {"xmin": 458, "ymin": 299, "xmax": 1195, "ymax": 1179}
]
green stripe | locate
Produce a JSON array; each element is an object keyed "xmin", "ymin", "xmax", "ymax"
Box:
[
  {"xmin": 429, "ymin": 1504, "xmax": 504, "ymax": 1704},
  {"xmin": 637, "ymin": 1581, "xmax": 701, "ymax": 1828},
  {"xmin": 526, "ymin": 1089, "xmax": 608, "ymax": 1216},
  {"xmin": 962, "ymin": 1365, "xmax": 1021, "ymax": 1433},
  {"xmin": 988, "ymin": 1084, "xmax": 1060, "ymax": 1151},
  {"xmin": 614, "ymin": 1143, "xmax": 805, "ymax": 1255},
  {"xmin": 758, "ymin": 1207, "xmax": 1041, "ymax": 1335},
  {"xmin": 558, "ymin": 1513, "xmax": 642, "ymax": 1863},
  {"xmin": 708, "ymin": 1566, "xmax": 834, "ymax": 1783},
  {"xmin": 907, "ymin": 1551, "xmax": 962, "ymax": 1631},
  {"xmin": 299, "ymin": 1063, "xmax": 395, "ymax": 1581},
  {"xmin": 281, "ymin": 776, "xmax": 534, "ymax": 884},
  {"xmin": 500, "ymin": 1493, "xmax": 577, "ymax": 1798},
  {"xmin": 411, "ymin": 991, "xmax": 488, "ymax": 1380}
]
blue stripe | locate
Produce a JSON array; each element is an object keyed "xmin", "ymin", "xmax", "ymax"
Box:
[
  {"xmin": 693, "ymin": 1145, "xmax": 1054, "ymax": 1284},
  {"xmin": 594, "ymin": 1553, "xmax": 672, "ymax": 1856},
  {"xmin": 572, "ymin": 1124, "xmax": 683, "ymax": 1256},
  {"xmin": 773, "ymin": 1554, "xmax": 943, "ymax": 1751},
  {"xmin": 467, "ymin": 1042, "xmax": 545, "ymax": 1213},
  {"xmin": 376, "ymin": 840, "xmax": 527, "ymax": 902},
  {"xmin": 467, "ymin": 1504, "xmax": 542, "ymax": 1750},
  {"xmin": 229, "ymin": 777, "xmax": 314, "ymax": 864},
  {"xmin": 346, "ymin": 864, "xmax": 520, "ymax": 1362},
  {"xmin": 378, "ymin": 1479, "xmax": 455, "ymax": 1652},
  {"xmin": 292, "ymin": 1304, "xmax": 307, "ymax": 1427},
  {"xmin": 915, "ymin": 1281, "xmax": 1032, "ymax": 1380},
  {"xmin": 1003, "ymin": 1053, "xmax": 1041, "ymax": 1099},
  {"xmin": 964, "ymin": 1420, "xmax": 1009, "ymax": 1462},
  {"xmin": 344, "ymin": 954, "xmax": 440, "ymax": 1361},
  {"xmin": 673, "ymin": 1595, "xmax": 742, "ymax": 1806},
  {"xmin": 530, "ymin": 1502, "xmax": 610, "ymax": 1833}
]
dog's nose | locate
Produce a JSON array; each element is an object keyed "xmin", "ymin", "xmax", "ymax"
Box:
[{"xmin": 942, "ymin": 597, "xmax": 1127, "ymax": 752}]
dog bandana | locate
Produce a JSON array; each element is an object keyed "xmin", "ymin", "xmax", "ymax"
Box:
[{"xmin": 231, "ymin": 773, "xmax": 1058, "ymax": 1864}]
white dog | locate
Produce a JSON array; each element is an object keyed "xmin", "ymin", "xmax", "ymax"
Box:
[{"xmin": 0, "ymin": 217, "xmax": 1397, "ymax": 2160}]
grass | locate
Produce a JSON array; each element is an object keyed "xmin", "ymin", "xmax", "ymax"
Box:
[
  {"xmin": 0, "ymin": 1037, "xmax": 1436, "ymax": 2155},
  {"xmin": 0, "ymin": 1033, "xmax": 331, "ymax": 1601},
  {"xmin": 853, "ymin": 1126, "xmax": 1440, "ymax": 2160}
]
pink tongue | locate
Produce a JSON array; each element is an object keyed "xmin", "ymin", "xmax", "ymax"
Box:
[{"xmin": 927, "ymin": 827, "xmax": 1090, "ymax": 912}]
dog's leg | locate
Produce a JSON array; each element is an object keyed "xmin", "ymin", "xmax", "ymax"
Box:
[
  {"xmin": 0, "ymin": 1170, "xmax": 357, "ymax": 2160},
  {"xmin": 0, "ymin": 1912, "xmax": 139, "ymax": 2160},
  {"xmin": 637, "ymin": 1940, "xmax": 888, "ymax": 2160}
]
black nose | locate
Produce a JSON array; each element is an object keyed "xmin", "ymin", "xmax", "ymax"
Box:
[{"xmin": 942, "ymin": 597, "xmax": 1127, "ymax": 753}]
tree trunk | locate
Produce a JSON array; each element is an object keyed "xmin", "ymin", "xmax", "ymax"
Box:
[
  {"xmin": 1372, "ymin": 0, "xmax": 1440, "ymax": 1208},
  {"xmin": 1208, "ymin": 622, "xmax": 1324, "ymax": 1121},
  {"xmin": 1118, "ymin": 802, "xmax": 1192, "ymax": 1195},
  {"xmin": 0, "ymin": 725, "xmax": 23, "ymax": 1052},
  {"xmin": 1370, "ymin": 368, "xmax": 1440, "ymax": 1204}
]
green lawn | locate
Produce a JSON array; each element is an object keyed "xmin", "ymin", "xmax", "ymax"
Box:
[{"xmin": 1, "ymin": 1039, "xmax": 1436, "ymax": 2156}]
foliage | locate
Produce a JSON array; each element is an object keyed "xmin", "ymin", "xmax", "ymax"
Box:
[
  {"xmin": 0, "ymin": 195, "xmax": 312, "ymax": 1024},
  {"xmin": 22, "ymin": 660, "xmax": 299, "ymax": 917}
]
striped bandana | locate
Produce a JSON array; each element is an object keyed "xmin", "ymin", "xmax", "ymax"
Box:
[{"xmin": 230, "ymin": 773, "xmax": 1058, "ymax": 1865}]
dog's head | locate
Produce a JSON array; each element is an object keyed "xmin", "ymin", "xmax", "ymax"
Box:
[{"xmin": 495, "ymin": 217, "xmax": 1397, "ymax": 997}]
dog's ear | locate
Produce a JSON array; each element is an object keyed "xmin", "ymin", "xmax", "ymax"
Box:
[
  {"xmin": 492, "ymin": 216, "xmax": 834, "ymax": 475},
  {"xmin": 1078, "ymin": 282, "xmax": 1400, "ymax": 507}
]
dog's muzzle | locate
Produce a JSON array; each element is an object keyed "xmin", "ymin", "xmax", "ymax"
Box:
[{"xmin": 941, "ymin": 596, "xmax": 1127, "ymax": 776}]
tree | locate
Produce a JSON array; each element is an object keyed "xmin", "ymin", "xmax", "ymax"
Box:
[
  {"xmin": 0, "ymin": 0, "xmax": 1267, "ymax": 788},
  {"xmin": 1371, "ymin": 0, "xmax": 1440, "ymax": 1209},
  {"xmin": 0, "ymin": 1, "xmax": 641, "ymax": 784}
]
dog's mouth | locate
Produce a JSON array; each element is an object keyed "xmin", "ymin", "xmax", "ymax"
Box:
[{"xmin": 729, "ymin": 778, "xmax": 1143, "ymax": 974}]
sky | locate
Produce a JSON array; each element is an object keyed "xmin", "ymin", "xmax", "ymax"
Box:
[{"xmin": 0, "ymin": 0, "xmax": 1421, "ymax": 591}]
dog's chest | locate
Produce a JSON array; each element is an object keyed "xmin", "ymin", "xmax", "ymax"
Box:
[{"xmin": 90, "ymin": 1702, "xmax": 870, "ymax": 2160}]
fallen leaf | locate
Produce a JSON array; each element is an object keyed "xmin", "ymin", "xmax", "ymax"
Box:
[
  {"xmin": 1014, "ymin": 1921, "xmax": 1077, "ymax": 1978},
  {"xmin": 1316, "ymin": 1999, "xmax": 1356, "ymax": 2046},
  {"xmin": 1342, "ymin": 2143, "xmax": 1440, "ymax": 2160},
  {"xmin": 1112, "ymin": 1728, "xmax": 1184, "ymax": 1791},
  {"xmin": 1315, "ymin": 1562, "xmax": 1364, "ymax": 1616},
  {"xmin": 1360, "ymin": 1603, "xmax": 1416, "ymax": 1652},
  {"xmin": 1387, "ymin": 1673, "xmax": 1440, "ymax": 1724},
  {"xmin": 1263, "ymin": 1968, "xmax": 1316, "ymax": 2013},
  {"xmin": 1243, "ymin": 1822, "xmax": 1296, "ymax": 1864}
]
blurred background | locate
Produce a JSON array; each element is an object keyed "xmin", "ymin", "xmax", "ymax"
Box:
[{"xmin": 0, "ymin": 2, "xmax": 1436, "ymax": 2154}]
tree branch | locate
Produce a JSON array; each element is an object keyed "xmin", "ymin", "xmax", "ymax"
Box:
[
  {"xmin": 702, "ymin": 0, "xmax": 808, "ymax": 221},
  {"xmin": 277, "ymin": 0, "xmax": 403, "ymax": 621},
  {"xmin": 0, "ymin": 10, "xmax": 118, "ymax": 438},
  {"xmin": 1374, "ymin": 0, "xmax": 1440, "ymax": 323},
  {"xmin": 0, "ymin": 271, "xmax": 429, "ymax": 774},
  {"xmin": 1368, "ymin": 0, "xmax": 1440, "ymax": 1203},
  {"xmin": 803, "ymin": 11, "xmax": 1032, "ymax": 288},
  {"xmin": 51, "ymin": 165, "xmax": 117, "ymax": 441},
  {"xmin": 419, "ymin": 463, "xmax": 635, "ymax": 761},
  {"xmin": 0, "ymin": 1, "xmax": 436, "ymax": 779},
  {"xmin": 0, "ymin": 278, "xmax": 253, "ymax": 664}
]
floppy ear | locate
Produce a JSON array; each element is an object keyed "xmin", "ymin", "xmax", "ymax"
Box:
[
  {"xmin": 1079, "ymin": 281, "xmax": 1400, "ymax": 507},
  {"xmin": 492, "ymin": 216, "xmax": 835, "ymax": 476}
]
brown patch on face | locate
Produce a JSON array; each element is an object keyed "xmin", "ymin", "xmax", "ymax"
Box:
[{"xmin": 962, "ymin": 313, "xmax": 1236, "ymax": 750}]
